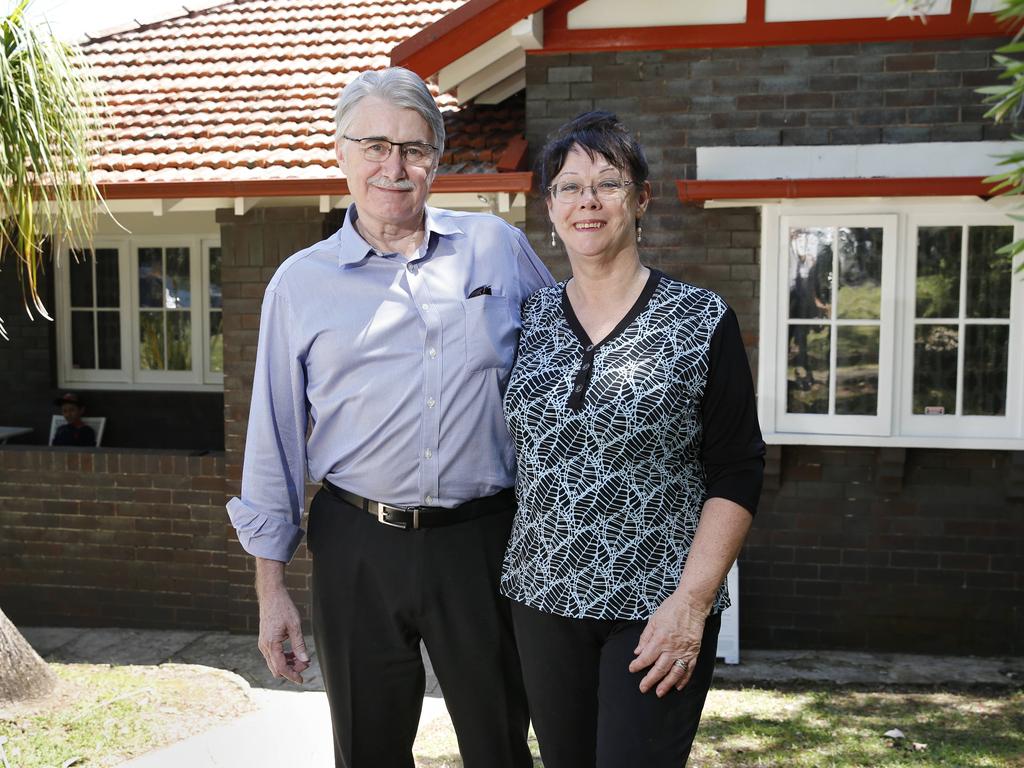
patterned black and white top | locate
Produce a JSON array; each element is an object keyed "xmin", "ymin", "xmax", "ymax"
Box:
[{"xmin": 501, "ymin": 269, "xmax": 764, "ymax": 621}]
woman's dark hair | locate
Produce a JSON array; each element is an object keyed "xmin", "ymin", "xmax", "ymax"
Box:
[{"xmin": 538, "ymin": 110, "xmax": 649, "ymax": 194}]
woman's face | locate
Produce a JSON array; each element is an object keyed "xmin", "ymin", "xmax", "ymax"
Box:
[{"xmin": 546, "ymin": 144, "xmax": 650, "ymax": 263}]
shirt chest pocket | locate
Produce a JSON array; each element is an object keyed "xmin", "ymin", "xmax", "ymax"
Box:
[{"xmin": 462, "ymin": 295, "xmax": 516, "ymax": 373}]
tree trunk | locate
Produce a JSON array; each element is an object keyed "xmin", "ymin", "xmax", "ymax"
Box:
[{"xmin": 0, "ymin": 607, "xmax": 56, "ymax": 703}]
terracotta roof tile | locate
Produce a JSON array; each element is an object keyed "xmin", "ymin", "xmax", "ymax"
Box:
[{"xmin": 83, "ymin": 0, "xmax": 526, "ymax": 187}]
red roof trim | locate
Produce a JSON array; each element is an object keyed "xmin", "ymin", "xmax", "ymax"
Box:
[
  {"xmin": 676, "ymin": 177, "xmax": 997, "ymax": 204},
  {"xmin": 391, "ymin": 0, "xmax": 555, "ymax": 79},
  {"xmin": 496, "ymin": 136, "xmax": 530, "ymax": 171},
  {"xmin": 544, "ymin": 0, "xmax": 1005, "ymax": 53},
  {"xmin": 396, "ymin": 0, "xmax": 1006, "ymax": 79},
  {"xmin": 98, "ymin": 173, "xmax": 535, "ymax": 200}
]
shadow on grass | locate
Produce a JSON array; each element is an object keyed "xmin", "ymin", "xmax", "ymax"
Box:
[{"xmin": 692, "ymin": 686, "xmax": 1024, "ymax": 768}]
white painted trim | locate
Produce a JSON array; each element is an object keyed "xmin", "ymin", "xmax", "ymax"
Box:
[
  {"xmin": 973, "ymin": 0, "xmax": 1002, "ymax": 12},
  {"xmin": 476, "ymin": 72, "xmax": 527, "ymax": 105},
  {"xmin": 765, "ymin": 0, "xmax": 951, "ymax": 22},
  {"xmin": 568, "ymin": 0, "xmax": 746, "ymax": 29},
  {"xmin": 697, "ymin": 142, "xmax": 1018, "ymax": 181},
  {"xmin": 456, "ymin": 49, "xmax": 526, "ymax": 104},
  {"xmin": 438, "ymin": 13, "xmax": 541, "ymax": 94},
  {"xmin": 774, "ymin": 215, "xmax": 899, "ymax": 437},
  {"xmin": 762, "ymin": 432, "xmax": 1024, "ymax": 449},
  {"xmin": 759, "ymin": 198, "xmax": 1024, "ymax": 449}
]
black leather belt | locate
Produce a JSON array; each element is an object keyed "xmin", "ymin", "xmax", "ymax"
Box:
[{"xmin": 321, "ymin": 479, "xmax": 513, "ymax": 530}]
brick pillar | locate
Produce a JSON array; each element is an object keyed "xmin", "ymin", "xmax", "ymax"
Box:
[{"xmin": 218, "ymin": 206, "xmax": 325, "ymax": 632}]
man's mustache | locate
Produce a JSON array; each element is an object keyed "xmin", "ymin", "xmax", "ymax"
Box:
[{"xmin": 369, "ymin": 177, "xmax": 415, "ymax": 191}]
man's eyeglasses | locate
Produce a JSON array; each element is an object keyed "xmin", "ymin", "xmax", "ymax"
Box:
[
  {"xmin": 343, "ymin": 135, "xmax": 438, "ymax": 167},
  {"xmin": 547, "ymin": 179, "xmax": 636, "ymax": 204}
]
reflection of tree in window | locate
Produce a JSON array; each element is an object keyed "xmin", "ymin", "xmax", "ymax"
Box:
[{"xmin": 787, "ymin": 229, "xmax": 832, "ymax": 412}]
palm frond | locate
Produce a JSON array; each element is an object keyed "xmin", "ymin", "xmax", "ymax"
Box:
[{"xmin": 1, "ymin": 0, "xmax": 108, "ymax": 339}]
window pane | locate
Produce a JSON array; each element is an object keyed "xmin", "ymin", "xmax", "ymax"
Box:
[
  {"xmin": 139, "ymin": 311, "xmax": 164, "ymax": 370},
  {"xmin": 71, "ymin": 311, "xmax": 95, "ymax": 369},
  {"xmin": 787, "ymin": 324, "xmax": 829, "ymax": 413},
  {"xmin": 913, "ymin": 324, "xmax": 958, "ymax": 414},
  {"xmin": 836, "ymin": 227, "xmax": 883, "ymax": 320},
  {"xmin": 963, "ymin": 325, "xmax": 1009, "ymax": 416},
  {"xmin": 209, "ymin": 311, "xmax": 223, "ymax": 373},
  {"xmin": 835, "ymin": 326, "xmax": 879, "ymax": 415},
  {"xmin": 95, "ymin": 248, "xmax": 120, "ymax": 307},
  {"xmin": 966, "ymin": 226, "xmax": 1013, "ymax": 319},
  {"xmin": 138, "ymin": 248, "xmax": 164, "ymax": 308},
  {"xmin": 916, "ymin": 227, "xmax": 961, "ymax": 318},
  {"xmin": 209, "ymin": 247, "xmax": 222, "ymax": 309},
  {"xmin": 165, "ymin": 247, "xmax": 191, "ymax": 309},
  {"xmin": 69, "ymin": 250, "xmax": 93, "ymax": 308},
  {"xmin": 96, "ymin": 311, "xmax": 121, "ymax": 369},
  {"xmin": 167, "ymin": 312, "xmax": 192, "ymax": 370},
  {"xmin": 789, "ymin": 228, "xmax": 833, "ymax": 320}
]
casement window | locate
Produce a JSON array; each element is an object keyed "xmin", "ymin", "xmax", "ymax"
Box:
[
  {"xmin": 759, "ymin": 200, "xmax": 1024, "ymax": 448},
  {"xmin": 57, "ymin": 236, "xmax": 223, "ymax": 391}
]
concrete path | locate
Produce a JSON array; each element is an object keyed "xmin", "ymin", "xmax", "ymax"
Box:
[{"xmin": 21, "ymin": 626, "xmax": 1024, "ymax": 768}]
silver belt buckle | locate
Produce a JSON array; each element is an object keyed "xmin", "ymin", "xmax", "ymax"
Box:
[{"xmin": 371, "ymin": 500, "xmax": 415, "ymax": 529}]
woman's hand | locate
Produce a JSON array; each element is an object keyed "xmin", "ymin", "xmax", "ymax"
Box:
[{"xmin": 628, "ymin": 591, "xmax": 708, "ymax": 697}]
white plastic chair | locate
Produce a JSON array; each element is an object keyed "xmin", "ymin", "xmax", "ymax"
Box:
[{"xmin": 48, "ymin": 415, "xmax": 106, "ymax": 447}]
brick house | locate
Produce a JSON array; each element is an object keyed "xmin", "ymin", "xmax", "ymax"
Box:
[{"xmin": 2, "ymin": 0, "xmax": 1022, "ymax": 654}]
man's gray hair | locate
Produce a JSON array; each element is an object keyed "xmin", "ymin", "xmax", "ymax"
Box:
[{"xmin": 335, "ymin": 67, "xmax": 446, "ymax": 164}]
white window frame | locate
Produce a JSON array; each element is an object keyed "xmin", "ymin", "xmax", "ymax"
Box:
[
  {"xmin": 57, "ymin": 234, "xmax": 223, "ymax": 392},
  {"xmin": 759, "ymin": 198, "xmax": 1024, "ymax": 450},
  {"xmin": 773, "ymin": 214, "xmax": 899, "ymax": 437}
]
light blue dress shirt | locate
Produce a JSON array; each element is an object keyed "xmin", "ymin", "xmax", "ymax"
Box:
[{"xmin": 227, "ymin": 205, "xmax": 555, "ymax": 562}]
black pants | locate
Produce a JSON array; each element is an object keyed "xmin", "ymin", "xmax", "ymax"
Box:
[
  {"xmin": 308, "ymin": 488, "xmax": 532, "ymax": 768},
  {"xmin": 511, "ymin": 601, "xmax": 722, "ymax": 768}
]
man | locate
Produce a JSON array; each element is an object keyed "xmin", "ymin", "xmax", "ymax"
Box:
[
  {"xmin": 227, "ymin": 67, "xmax": 553, "ymax": 768},
  {"xmin": 52, "ymin": 393, "xmax": 96, "ymax": 446}
]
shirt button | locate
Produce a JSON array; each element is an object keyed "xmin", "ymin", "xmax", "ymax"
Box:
[
  {"xmin": 425, "ymin": 495, "xmax": 433, "ymax": 504},
  {"xmin": 427, "ymin": 397, "xmax": 436, "ymax": 408},
  {"xmin": 585, "ymin": 344, "xmax": 594, "ymax": 351},
  {"xmin": 422, "ymin": 303, "xmax": 430, "ymax": 311},
  {"xmin": 407, "ymin": 264, "xmax": 418, "ymax": 274},
  {"xmin": 424, "ymin": 449, "xmax": 432, "ymax": 459},
  {"xmin": 429, "ymin": 347, "xmax": 437, "ymax": 358},
  {"xmin": 573, "ymin": 384, "xmax": 583, "ymax": 392},
  {"xmin": 581, "ymin": 362, "xmax": 591, "ymax": 371}
]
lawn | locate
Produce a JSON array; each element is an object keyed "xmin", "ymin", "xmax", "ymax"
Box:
[{"xmin": 1, "ymin": 665, "xmax": 1020, "ymax": 768}]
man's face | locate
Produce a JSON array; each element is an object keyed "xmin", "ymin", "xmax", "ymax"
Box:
[
  {"xmin": 62, "ymin": 403, "xmax": 84, "ymax": 423},
  {"xmin": 336, "ymin": 97, "xmax": 436, "ymax": 235}
]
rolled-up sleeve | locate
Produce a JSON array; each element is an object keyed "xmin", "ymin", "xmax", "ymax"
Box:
[
  {"xmin": 701, "ymin": 307, "xmax": 766, "ymax": 516},
  {"xmin": 226, "ymin": 288, "xmax": 309, "ymax": 562}
]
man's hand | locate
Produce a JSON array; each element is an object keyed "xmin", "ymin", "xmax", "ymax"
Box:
[{"xmin": 255, "ymin": 557, "xmax": 310, "ymax": 684}]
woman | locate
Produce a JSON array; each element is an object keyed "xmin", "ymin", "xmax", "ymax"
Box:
[{"xmin": 501, "ymin": 111, "xmax": 765, "ymax": 767}]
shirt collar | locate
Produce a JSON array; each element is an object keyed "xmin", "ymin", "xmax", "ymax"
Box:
[{"xmin": 335, "ymin": 204, "xmax": 464, "ymax": 267}]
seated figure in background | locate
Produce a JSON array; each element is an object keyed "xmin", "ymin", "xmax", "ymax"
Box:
[{"xmin": 52, "ymin": 393, "xmax": 96, "ymax": 447}]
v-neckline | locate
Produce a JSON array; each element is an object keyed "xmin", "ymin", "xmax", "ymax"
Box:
[{"xmin": 561, "ymin": 268, "xmax": 662, "ymax": 352}]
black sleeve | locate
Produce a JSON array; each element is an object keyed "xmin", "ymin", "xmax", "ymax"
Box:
[
  {"xmin": 52, "ymin": 425, "xmax": 70, "ymax": 446},
  {"xmin": 700, "ymin": 307, "xmax": 766, "ymax": 516}
]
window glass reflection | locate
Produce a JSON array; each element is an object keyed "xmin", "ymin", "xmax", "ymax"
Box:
[
  {"xmin": 835, "ymin": 326, "xmax": 879, "ymax": 415},
  {"xmin": 913, "ymin": 324, "xmax": 958, "ymax": 414},
  {"xmin": 836, "ymin": 227, "xmax": 883, "ymax": 320},
  {"xmin": 916, "ymin": 227, "xmax": 961, "ymax": 319},
  {"xmin": 966, "ymin": 226, "xmax": 1012, "ymax": 319},
  {"xmin": 787, "ymin": 324, "xmax": 829, "ymax": 413},
  {"xmin": 963, "ymin": 325, "xmax": 1009, "ymax": 416}
]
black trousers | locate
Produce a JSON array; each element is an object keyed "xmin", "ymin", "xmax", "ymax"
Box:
[
  {"xmin": 511, "ymin": 601, "xmax": 722, "ymax": 768},
  {"xmin": 308, "ymin": 488, "xmax": 532, "ymax": 768}
]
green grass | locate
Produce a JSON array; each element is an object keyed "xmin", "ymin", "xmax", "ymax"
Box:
[
  {"xmin": 0, "ymin": 664, "xmax": 253, "ymax": 768},
  {"xmin": 412, "ymin": 685, "xmax": 1024, "ymax": 768}
]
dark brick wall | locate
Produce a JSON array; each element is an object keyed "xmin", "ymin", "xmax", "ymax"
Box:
[
  {"xmin": 218, "ymin": 206, "xmax": 326, "ymax": 632},
  {"xmin": 747, "ymin": 447, "xmax": 1024, "ymax": 654},
  {"xmin": 525, "ymin": 38, "xmax": 1024, "ymax": 654},
  {"xmin": 0, "ymin": 446, "xmax": 229, "ymax": 628}
]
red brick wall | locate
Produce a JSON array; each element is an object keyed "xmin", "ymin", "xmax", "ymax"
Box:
[
  {"xmin": 0, "ymin": 446, "xmax": 230, "ymax": 628},
  {"xmin": 217, "ymin": 206, "xmax": 327, "ymax": 632}
]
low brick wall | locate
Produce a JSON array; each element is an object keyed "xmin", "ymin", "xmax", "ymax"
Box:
[{"xmin": 0, "ymin": 446, "xmax": 232, "ymax": 629}]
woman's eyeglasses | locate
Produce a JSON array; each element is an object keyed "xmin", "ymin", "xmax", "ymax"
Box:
[{"xmin": 547, "ymin": 179, "xmax": 635, "ymax": 203}]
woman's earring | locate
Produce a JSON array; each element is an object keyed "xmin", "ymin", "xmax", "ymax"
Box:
[
  {"xmin": 636, "ymin": 223, "xmax": 643, "ymax": 244},
  {"xmin": 551, "ymin": 228, "xmax": 557, "ymax": 248}
]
